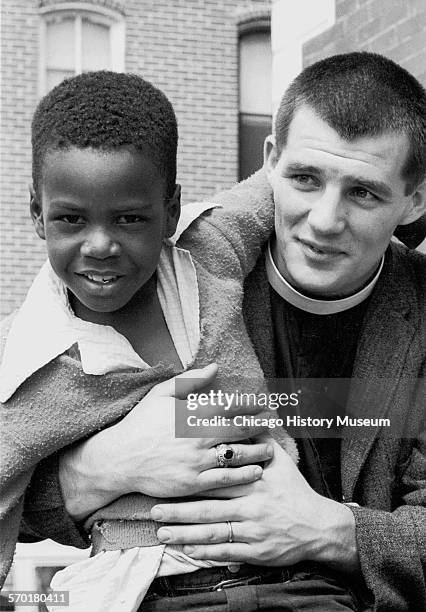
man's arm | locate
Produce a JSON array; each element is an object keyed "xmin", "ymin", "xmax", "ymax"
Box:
[
  {"xmin": 346, "ymin": 359, "xmax": 426, "ymax": 609},
  {"xmin": 179, "ymin": 169, "xmax": 275, "ymax": 279},
  {"xmin": 349, "ymin": 427, "xmax": 426, "ymax": 609},
  {"xmin": 20, "ymin": 365, "xmax": 273, "ymax": 537}
]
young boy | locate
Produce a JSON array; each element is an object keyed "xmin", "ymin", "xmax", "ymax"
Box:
[{"xmin": 0, "ymin": 72, "xmax": 295, "ymax": 610}]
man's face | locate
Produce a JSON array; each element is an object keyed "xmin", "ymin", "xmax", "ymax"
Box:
[
  {"xmin": 31, "ymin": 146, "xmax": 180, "ymax": 318},
  {"xmin": 266, "ymin": 105, "xmax": 424, "ymax": 298}
]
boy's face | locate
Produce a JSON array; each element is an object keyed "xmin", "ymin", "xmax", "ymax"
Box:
[{"xmin": 31, "ymin": 146, "xmax": 180, "ymax": 316}]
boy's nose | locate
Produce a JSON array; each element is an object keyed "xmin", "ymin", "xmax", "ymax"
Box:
[
  {"xmin": 307, "ymin": 188, "xmax": 346, "ymax": 235},
  {"xmin": 80, "ymin": 227, "xmax": 120, "ymax": 258}
]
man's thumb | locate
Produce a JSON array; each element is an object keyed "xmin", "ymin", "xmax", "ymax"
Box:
[{"xmin": 150, "ymin": 363, "xmax": 219, "ymax": 399}]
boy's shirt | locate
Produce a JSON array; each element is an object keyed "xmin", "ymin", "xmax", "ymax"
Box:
[{"xmin": 0, "ymin": 201, "xmax": 216, "ymax": 402}]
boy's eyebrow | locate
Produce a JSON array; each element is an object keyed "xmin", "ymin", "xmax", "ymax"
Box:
[
  {"xmin": 48, "ymin": 201, "xmax": 84, "ymax": 210},
  {"xmin": 112, "ymin": 201, "xmax": 156, "ymax": 210},
  {"xmin": 48, "ymin": 200, "xmax": 155, "ymax": 211}
]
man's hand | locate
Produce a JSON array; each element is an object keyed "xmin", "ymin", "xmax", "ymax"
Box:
[
  {"xmin": 152, "ymin": 437, "xmax": 360, "ymax": 573},
  {"xmin": 59, "ymin": 364, "xmax": 273, "ymax": 521}
]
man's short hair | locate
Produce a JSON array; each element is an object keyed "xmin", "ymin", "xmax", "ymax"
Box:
[
  {"xmin": 275, "ymin": 52, "xmax": 426, "ymax": 191},
  {"xmin": 31, "ymin": 71, "xmax": 178, "ymax": 198}
]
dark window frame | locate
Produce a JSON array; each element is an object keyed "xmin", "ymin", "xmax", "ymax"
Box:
[{"xmin": 238, "ymin": 17, "xmax": 272, "ymax": 181}]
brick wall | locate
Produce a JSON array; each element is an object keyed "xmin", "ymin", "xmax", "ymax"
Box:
[
  {"xmin": 0, "ymin": 0, "xmax": 271, "ymax": 316},
  {"xmin": 124, "ymin": 0, "xmax": 270, "ymax": 203},
  {"xmin": 304, "ymin": 0, "xmax": 425, "ymax": 85},
  {"xmin": 1, "ymin": 1, "xmax": 47, "ymax": 318}
]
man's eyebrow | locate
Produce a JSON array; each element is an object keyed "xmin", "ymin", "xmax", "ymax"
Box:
[
  {"xmin": 346, "ymin": 176, "xmax": 393, "ymax": 199},
  {"xmin": 282, "ymin": 162, "xmax": 320, "ymax": 175}
]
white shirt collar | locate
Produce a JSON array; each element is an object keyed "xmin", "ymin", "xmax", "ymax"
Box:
[
  {"xmin": 0, "ymin": 201, "xmax": 220, "ymax": 403},
  {"xmin": 265, "ymin": 240, "xmax": 384, "ymax": 315}
]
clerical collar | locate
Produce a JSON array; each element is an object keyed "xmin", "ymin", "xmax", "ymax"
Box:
[{"xmin": 265, "ymin": 241, "xmax": 384, "ymax": 315}]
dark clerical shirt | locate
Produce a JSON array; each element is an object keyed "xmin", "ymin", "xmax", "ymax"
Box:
[{"xmin": 270, "ymin": 287, "xmax": 371, "ymax": 501}]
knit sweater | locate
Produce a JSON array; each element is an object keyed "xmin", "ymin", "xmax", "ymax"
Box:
[{"xmin": 0, "ymin": 170, "xmax": 297, "ymax": 587}]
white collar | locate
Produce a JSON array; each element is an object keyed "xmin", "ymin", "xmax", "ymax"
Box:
[
  {"xmin": 0, "ymin": 201, "xmax": 220, "ymax": 403},
  {"xmin": 265, "ymin": 241, "xmax": 384, "ymax": 315}
]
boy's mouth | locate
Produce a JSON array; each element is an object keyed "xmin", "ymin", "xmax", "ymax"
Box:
[{"xmin": 78, "ymin": 272, "xmax": 122, "ymax": 285}]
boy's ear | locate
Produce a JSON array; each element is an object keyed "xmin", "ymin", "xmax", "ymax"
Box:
[
  {"xmin": 165, "ymin": 184, "xmax": 181, "ymax": 238},
  {"xmin": 398, "ymin": 180, "xmax": 426, "ymax": 226},
  {"xmin": 29, "ymin": 185, "xmax": 46, "ymax": 240}
]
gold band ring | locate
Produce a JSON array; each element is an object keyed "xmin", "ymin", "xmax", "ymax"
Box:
[{"xmin": 227, "ymin": 521, "xmax": 234, "ymax": 543}]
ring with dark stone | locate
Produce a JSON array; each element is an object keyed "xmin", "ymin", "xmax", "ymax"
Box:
[{"xmin": 215, "ymin": 443, "xmax": 234, "ymax": 467}]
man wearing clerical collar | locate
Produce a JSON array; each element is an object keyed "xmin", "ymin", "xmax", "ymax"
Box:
[{"xmin": 147, "ymin": 52, "xmax": 426, "ymax": 610}]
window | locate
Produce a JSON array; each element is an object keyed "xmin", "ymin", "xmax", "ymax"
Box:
[
  {"xmin": 238, "ymin": 26, "xmax": 272, "ymax": 180},
  {"xmin": 39, "ymin": 3, "xmax": 125, "ymax": 94}
]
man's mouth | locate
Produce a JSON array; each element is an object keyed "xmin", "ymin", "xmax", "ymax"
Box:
[{"xmin": 299, "ymin": 239, "xmax": 345, "ymax": 257}]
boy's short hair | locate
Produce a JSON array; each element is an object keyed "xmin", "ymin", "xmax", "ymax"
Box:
[
  {"xmin": 275, "ymin": 52, "xmax": 426, "ymax": 191},
  {"xmin": 32, "ymin": 71, "xmax": 178, "ymax": 198}
]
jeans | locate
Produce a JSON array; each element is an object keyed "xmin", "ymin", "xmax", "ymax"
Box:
[{"xmin": 138, "ymin": 562, "xmax": 370, "ymax": 611}]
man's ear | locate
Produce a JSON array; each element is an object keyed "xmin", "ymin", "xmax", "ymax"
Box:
[
  {"xmin": 165, "ymin": 184, "xmax": 181, "ymax": 238},
  {"xmin": 29, "ymin": 185, "xmax": 46, "ymax": 240},
  {"xmin": 399, "ymin": 180, "xmax": 426, "ymax": 225},
  {"xmin": 264, "ymin": 135, "xmax": 279, "ymax": 178}
]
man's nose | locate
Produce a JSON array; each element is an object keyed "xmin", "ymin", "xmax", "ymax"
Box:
[
  {"xmin": 80, "ymin": 227, "xmax": 120, "ymax": 258},
  {"xmin": 307, "ymin": 188, "xmax": 346, "ymax": 235}
]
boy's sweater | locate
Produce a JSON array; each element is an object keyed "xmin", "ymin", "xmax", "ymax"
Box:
[{"xmin": 0, "ymin": 170, "xmax": 296, "ymax": 587}]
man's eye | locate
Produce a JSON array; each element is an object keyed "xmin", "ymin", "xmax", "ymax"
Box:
[
  {"xmin": 291, "ymin": 175, "xmax": 318, "ymax": 188},
  {"xmin": 116, "ymin": 215, "xmax": 144, "ymax": 224},
  {"xmin": 60, "ymin": 215, "xmax": 85, "ymax": 224},
  {"xmin": 351, "ymin": 188, "xmax": 377, "ymax": 202}
]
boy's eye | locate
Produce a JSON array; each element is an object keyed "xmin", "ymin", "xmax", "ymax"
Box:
[
  {"xmin": 116, "ymin": 215, "xmax": 144, "ymax": 224},
  {"xmin": 60, "ymin": 214, "xmax": 85, "ymax": 224}
]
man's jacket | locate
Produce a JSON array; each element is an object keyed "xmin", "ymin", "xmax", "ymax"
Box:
[{"xmin": 243, "ymin": 241, "xmax": 426, "ymax": 611}]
